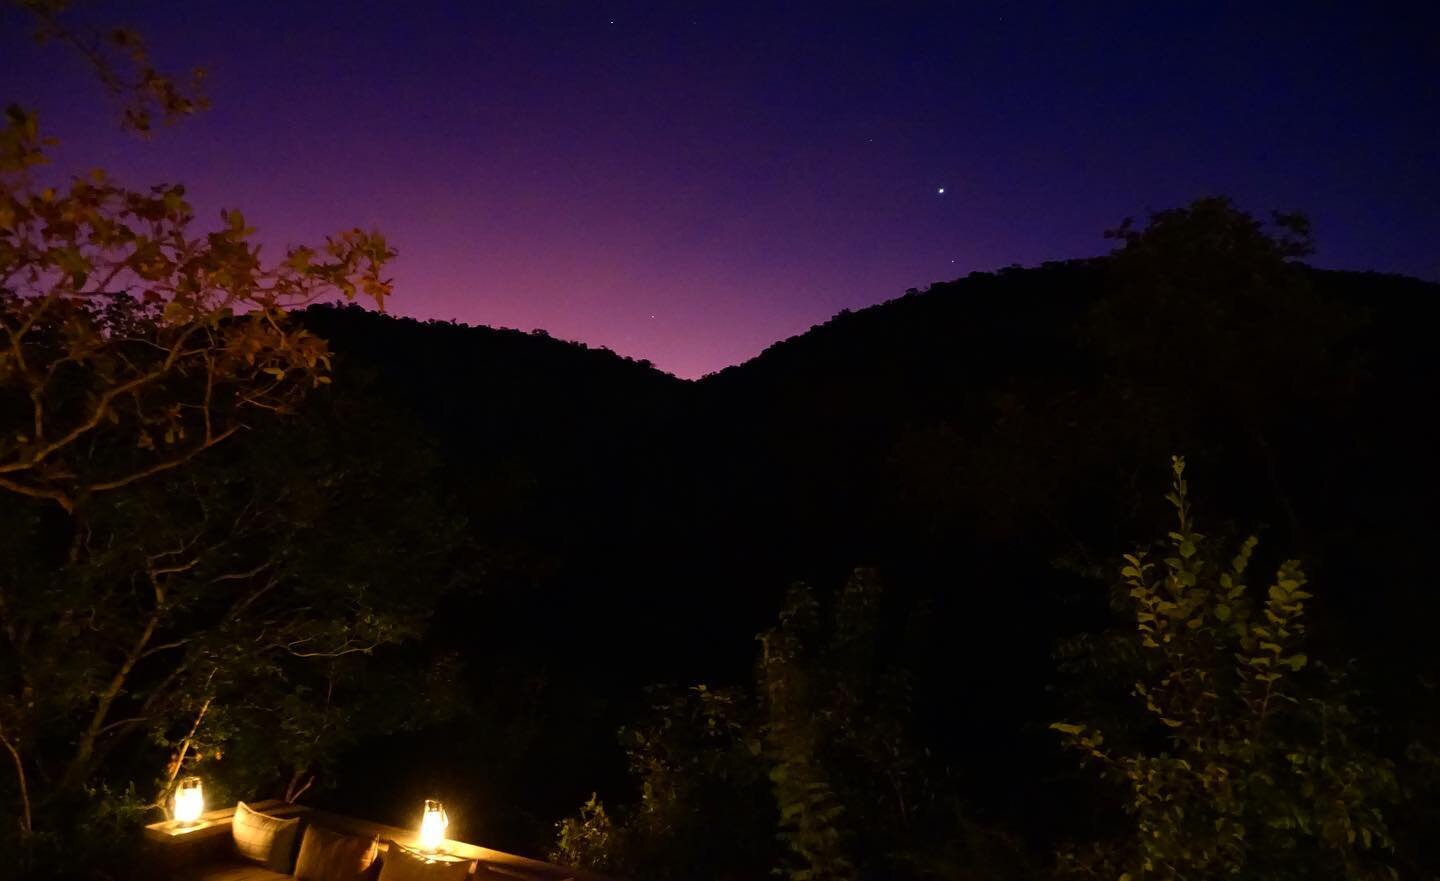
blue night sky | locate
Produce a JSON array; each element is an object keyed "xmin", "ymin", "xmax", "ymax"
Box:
[{"xmin": 3, "ymin": 2, "xmax": 1436, "ymax": 377}]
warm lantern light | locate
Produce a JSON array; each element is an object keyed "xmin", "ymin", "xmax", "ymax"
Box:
[
  {"xmin": 173, "ymin": 777, "xmax": 205, "ymax": 826},
  {"xmin": 419, "ymin": 799, "xmax": 449, "ymax": 851}
]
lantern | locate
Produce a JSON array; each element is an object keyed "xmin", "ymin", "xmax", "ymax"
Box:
[
  {"xmin": 173, "ymin": 777, "xmax": 205, "ymax": 825},
  {"xmin": 419, "ymin": 799, "xmax": 449, "ymax": 851}
]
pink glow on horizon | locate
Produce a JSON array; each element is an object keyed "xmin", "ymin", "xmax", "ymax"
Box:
[{"xmin": 3, "ymin": 2, "xmax": 1435, "ymax": 378}]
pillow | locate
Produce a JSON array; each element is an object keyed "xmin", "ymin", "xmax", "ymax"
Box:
[
  {"xmin": 295, "ymin": 825, "xmax": 380, "ymax": 881},
  {"xmin": 231, "ymin": 801, "xmax": 301, "ymax": 874},
  {"xmin": 377, "ymin": 841, "xmax": 475, "ymax": 881}
]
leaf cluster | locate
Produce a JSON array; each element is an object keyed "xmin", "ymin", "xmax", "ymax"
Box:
[
  {"xmin": 553, "ymin": 571, "xmax": 1019, "ymax": 881},
  {"xmin": 1, "ymin": 106, "xmax": 394, "ymax": 511},
  {"xmin": 13, "ymin": 0, "xmax": 209, "ymax": 132},
  {"xmin": 1051, "ymin": 458, "xmax": 1399, "ymax": 881}
]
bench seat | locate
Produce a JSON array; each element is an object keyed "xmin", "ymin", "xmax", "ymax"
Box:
[
  {"xmin": 142, "ymin": 800, "xmax": 608, "ymax": 881},
  {"xmin": 192, "ymin": 859, "xmax": 292, "ymax": 881}
]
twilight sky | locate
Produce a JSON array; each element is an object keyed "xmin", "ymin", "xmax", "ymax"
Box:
[{"xmin": 3, "ymin": 2, "xmax": 1437, "ymax": 377}]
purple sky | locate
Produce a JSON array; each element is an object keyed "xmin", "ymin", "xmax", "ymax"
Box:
[{"xmin": 4, "ymin": 2, "xmax": 1437, "ymax": 378}]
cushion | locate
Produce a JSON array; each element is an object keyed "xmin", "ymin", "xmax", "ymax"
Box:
[
  {"xmin": 232, "ymin": 801, "xmax": 302, "ymax": 874},
  {"xmin": 295, "ymin": 825, "xmax": 381, "ymax": 881},
  {"xmin": 377, "ymin": 841, "xmax": 475, "ymax": 881}
]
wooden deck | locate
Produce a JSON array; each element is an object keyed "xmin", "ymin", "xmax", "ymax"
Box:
[{"xmin": 143, "ymin": 800, "xmax": 608, "ymax": 881}]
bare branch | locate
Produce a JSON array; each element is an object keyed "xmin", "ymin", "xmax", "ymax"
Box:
[
  {"xmin": 0, "ymin": 472, "xmax": 75, "ymax": 511},
  {"xmin": 0, "ymin": 722, "xmax": 32, "ymax": 838},
  {"xmin": 86, "ymin": 425, "xmax": 241, "ymax": 494}
]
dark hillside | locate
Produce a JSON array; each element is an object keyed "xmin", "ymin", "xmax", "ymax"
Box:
[
  {"xmin": 296, "ymin": 260, "xmax": 1440, "ymax": 854},
  {"xmin": 694, "ymin": 260, "xmax": 1103, "ymax": 566}
]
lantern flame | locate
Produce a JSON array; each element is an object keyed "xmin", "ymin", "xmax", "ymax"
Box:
[
  {"xmin": 419, "ymin": 799, "xmax": 448, "ymax": 851},
  {"xmin": 174, "ymin": 777, "xmax": 205, "ymax": 825}
]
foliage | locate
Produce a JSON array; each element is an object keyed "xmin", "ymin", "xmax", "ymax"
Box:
[
  {"xmin": 0, "ymin": 374, "xmax": 468, "ymax": 875},
  {"xmin": 1051, "ymin": 458, "xmax": 1399, "ymax": 881},
  {"xmin": 553, "ymin": 571, "xmax": 1023, "ymax": 881},
  {"xmin": 11, "ymin": 0, "xmax": 209, "ymax": 132},
  {"xmin": 883, "ymin": 199, "xmax": 1362, "ymax": 560},
  {"xmin": 550, "ymin": 684, "xmax": 774, "ymax": 881},
  {"xmin": 3, "ymin": 0, "xmax": 384, "ymax": 522},
  {"xmin": 553, "ymin": 794, "xmax": 619, "ymax": 875},
  {"xmin": 760, "ymin": 587, "xmax": 856, "ymax": 880},
  {"xmin": 0, "ymin": 106, "xmax": 393, "ymax": 512},
  {"xmin": 760, "ymin": 573, "xmax": 897, "ymax": 881},
  {"xmin": 0, "ymin": 9, "xmax": 470, "ymax": 877}
]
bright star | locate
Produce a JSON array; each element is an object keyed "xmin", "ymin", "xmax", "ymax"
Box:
[{"xmin": 937, "ymin": 187, "xmax": 945, "ymax": 195}]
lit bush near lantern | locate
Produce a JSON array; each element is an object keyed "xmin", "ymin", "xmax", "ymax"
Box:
[
  {"xmin": 173, "ymin": 777, "xmax": 205, "ymax": 826},
  {"xmin": 419, "ymin": 799, "xmax": 449, "ymax": 851}
]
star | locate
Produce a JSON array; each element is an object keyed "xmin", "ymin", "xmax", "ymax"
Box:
[{"xmin": 937, "ymin": 187, "xmax": 945, "ymax": 195}]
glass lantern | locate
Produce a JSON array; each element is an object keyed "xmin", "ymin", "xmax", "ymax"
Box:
[
  {"xmin": 173, "ymin": 777, "xmax": 205, "ymax": 826},
  {"xmin": 419, "ymin": 799, "xmax": 449, "ymax": 851}
]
